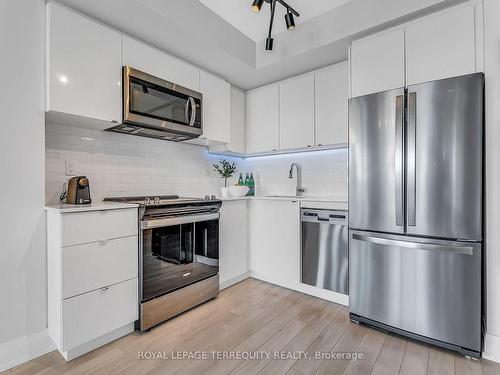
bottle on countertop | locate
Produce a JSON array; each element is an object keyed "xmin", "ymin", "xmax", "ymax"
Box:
[
  {"xmin": 244, "ymin": 173, "xmax": 250, "ymax": 196},
  {"xmin": 238, "ymin": 173, "xmax": 244, "ymax": 186},
  {"xmin": 249, "ymin": 173, "xmax": 255, "ymax": 196}
]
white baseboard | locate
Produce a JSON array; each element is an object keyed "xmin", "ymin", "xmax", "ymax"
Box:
[
  {"xmin": 0, "ymin": 329, "xmax": 56, "ymax": 372},
  {"xmin": 250, "ymin": 272, "xmax": 349, "ymax": 306},
  {"xmin": 483, "ymin": 332, "xmax": 500, "ymax": 363},
  {"xmin": 220, "ymin": 272, "xmax": 250, "ymax": 290},
  {"xmin": 61, "ymin": 323, "xmax": 134, "ymax": 361}
]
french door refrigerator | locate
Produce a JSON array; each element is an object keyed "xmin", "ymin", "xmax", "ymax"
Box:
[{"xmin": 348, "ymin": 73, "xmax": 484, "ymax": 357}]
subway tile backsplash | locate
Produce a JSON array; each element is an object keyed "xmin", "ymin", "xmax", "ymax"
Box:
[{"xmin": 45, "ymin": 123, "xmax": 348, "ymax": 204}]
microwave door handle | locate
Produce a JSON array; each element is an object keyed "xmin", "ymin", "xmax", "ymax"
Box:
[
  {"xmin": 188, "ymin": 97, "xmax": 196, "ymax": 127},
  {"xmin": 184, "ymin": 97, "xmax": 191, "ymax": 124}
]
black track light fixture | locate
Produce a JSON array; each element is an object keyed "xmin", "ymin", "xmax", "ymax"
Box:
[
  {"xmin": 285, "ymin": 8, "xmax": 295, "ymax": 30},
  {"xmin": 251, "ymin": 0, "xmax": 264, "ymax": 13},
  {"xmin": 265, "ymin": 37, "xmax": 274, "ymax": 51},
  {"xmin": 250, "ymin": 0, "xmax": 300, "ymax": 51}
]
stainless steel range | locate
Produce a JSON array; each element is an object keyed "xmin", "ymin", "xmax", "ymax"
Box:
[{"xmin": 104, "ymin": 195, "xmax": 222, "ymax": 331}]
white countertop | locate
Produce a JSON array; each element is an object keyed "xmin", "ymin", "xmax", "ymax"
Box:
[
  {"xmin": 45, "ymin": 202, "xmax": 139, "ymax": 213},
  {"xmin": 221, "ymin": 196, "xmax": 348, "ymax": 210}
]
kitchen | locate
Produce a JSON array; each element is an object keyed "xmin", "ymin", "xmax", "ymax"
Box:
[{"xmin": 2, "ymin": 0, "xmax": 500, "ymax": 374}]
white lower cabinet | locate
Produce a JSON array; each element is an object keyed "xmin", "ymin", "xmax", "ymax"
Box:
[
  {"xmin": 61, "ymin": 235, "xmax": 138, "ymax": 299},
  {"xmin": 249, "ymin": 200, "xmax": 300, "ymax": 289},
  {"xmin": 47, "ymin": 206, "xmax": 139, "ymax": 360},
  {"xmin": 62, "ymin": 278, "xmax": 137, "ymax": 351},
  {"xmin": 219, "ymin": 200, "xmax": 249, "ymax": 288}
]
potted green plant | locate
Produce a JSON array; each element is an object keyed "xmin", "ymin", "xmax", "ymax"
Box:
[{"xmin": 213, "ymin": 159, "xmax": 237, "ymax": 198}]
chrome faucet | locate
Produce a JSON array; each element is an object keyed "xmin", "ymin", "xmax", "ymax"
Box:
[{"xmin": 289, "ymin": 163, "xmax": 305, "ymax": 197}]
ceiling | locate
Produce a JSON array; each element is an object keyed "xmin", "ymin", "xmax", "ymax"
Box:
[
  {"xmin": 56, "ymin": 0, "xmax": 465, "ymax": 90},
  {"xmin": 198, "ymin": 0, "xmax": 352, "ymax": 42}
]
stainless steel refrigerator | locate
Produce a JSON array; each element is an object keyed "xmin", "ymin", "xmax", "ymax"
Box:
[{"xmin": 348, "ymin": 73, "xmax": 484, "ymax": 357}]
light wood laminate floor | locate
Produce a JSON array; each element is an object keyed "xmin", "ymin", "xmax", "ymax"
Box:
[{"xmin": 5, "ymin": 278, "xmax": 500, "ymax": 375}]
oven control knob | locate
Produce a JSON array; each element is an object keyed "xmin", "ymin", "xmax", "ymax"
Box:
[
  {"xmin": 204, "ymin": 195, "xmax": 210, "ymax": 201},
  {"xmin": 153, "ymin": 197, "xmax": 160, "ymax": 205},
  {"xmin": 211, "ymin": 195, "xmax": 216, "ymax": 201}
]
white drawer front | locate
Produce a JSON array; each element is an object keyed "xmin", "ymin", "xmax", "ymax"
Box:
[
  {"xmin": 62, "ymin": 208, "xmax": 137, "ymax": 247},
  {"xmin": 62, "ymin": 236, "xmax": 138, "ymax": 299},
  {"xmin": 62, "ymin": 278, "xmax": 138, "ymax": 351}
]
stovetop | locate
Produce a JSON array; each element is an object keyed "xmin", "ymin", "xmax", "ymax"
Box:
[{"xmin": 103, "ymin": 195, "xmax": 221, "ymax": 207}]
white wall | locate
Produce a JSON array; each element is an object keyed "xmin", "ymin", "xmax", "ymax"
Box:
[
  {"xmin": 0, "ymin": 0, "xmax": 50, "ymax": 369},
  {"xmin": 45, "ymin": 123, "xmax": 246, "ymax": 203},
  {"xmin": 483, "ymin": 0, "xmax": 500, "ymax": 363},
  {"xmin": 244, "ymin": 149, "xmax": 348, "ymax": 201}
]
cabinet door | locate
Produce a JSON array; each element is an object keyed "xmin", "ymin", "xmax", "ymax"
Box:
[
  {"xmin": 249, "ymin": 200, "xmax": 300, "ymax": 289},
  {"xmin": 246, "ymin": 84, "xmax": 280, "ymax": 153},
  {"xmin": 122, "ymin": 36, "xmax": 199, "ymax": 91},
  {"xmin": 279, "ymin": 75, "xmax": 315, "ymax": 150},
  {"xmin": 315, "ymin": 63, "xmax": 349, "ymax": 146},
  {"xmin": 199, "ymin": 71, "xmax": 231, "ymax": 143},
  {"xmin": 405, "ymin": 4, "xmax": 477, "ymax": 85},
  {"xmin": 350, "ymin": 27, "xmax": 405, "ymax": 98},
  {"xmin": 228, "ymin": 88, "xmax": 246, "ymax": 154},
  {"xmin": 62, "ymin": 278, "xmax": 137, "ymax": 351},
  {"xmin": 219, "ymin": 201, "xmax": 248, "ymax": 286},
  {"xmin": 47, "ymin": 3, "xmax": 121, "ymax": 122}
]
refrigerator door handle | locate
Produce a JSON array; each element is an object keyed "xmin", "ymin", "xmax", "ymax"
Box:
[
  {"xmin": 352, "ymin": 233, "xmax": 474, "ymax": 256},
  {"xmin": 395, "ymin": 95, "xmax": 405, "ymax": 227},
  {"xmin": 407, "ymin": 92, "xmax": 417, "ymax": 227}
]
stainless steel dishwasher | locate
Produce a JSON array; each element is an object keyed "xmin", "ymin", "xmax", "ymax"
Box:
[{"xmin": 301, "ymin": 208, "xmax": 348, "ymax": 294}]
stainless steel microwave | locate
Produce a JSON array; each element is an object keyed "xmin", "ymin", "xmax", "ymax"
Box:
[{"xmin": 107, "ymin": 66, "xmax": 202, "ymax": 142}]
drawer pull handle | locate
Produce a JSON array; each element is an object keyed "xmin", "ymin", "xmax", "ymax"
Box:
[
  {"xmin": 100, "ymin": 286, "xmax": 109, "ymax": 292},
  {"xmin": 183, "ymin": 272, "xmax": 191, "ymax": 277}
]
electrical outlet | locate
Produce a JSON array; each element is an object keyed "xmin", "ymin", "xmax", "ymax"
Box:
[{"xmin": 65, "ymin": 160, "xmax": 76, "ymax": 176}]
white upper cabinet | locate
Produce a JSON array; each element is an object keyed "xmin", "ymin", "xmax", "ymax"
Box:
[
  {"xmin": 350, "ymin": 2, "xmax": 483, "ymax": 96},
  {"xmin": 228, "ymin": 87, "xmax": 246, "ymax": 153},
  {"xmin": 46, "ymin": 3, "xmax": 122, "ymax": 123},
  {"xmin": 199, "ymin": 70, "xmax": 231, "ymax": 144},
  {"xmin": 350, "ymin": 27, "xmax": 405, "ymax": 98},
  {"xmin": 122, "ymin": 36, "xmax": 199, "ymax": 91},
  {"xmin": 405, "ymin": 3, "xmax": 479, "ymax": 85},
  {"xmin": 279, "ymin": 75, "xmax": 315, "ymax": 150},
  {"xmin": 314, "ymin": 63, "xmax": 349, "ymax": 146},
  {"xmin": 246, "ymin": 84, "xmax": 280, "ymax": 154},
  {"xmin": 208, "ymin": 87, "xmax": 246, "ymax": 154}
]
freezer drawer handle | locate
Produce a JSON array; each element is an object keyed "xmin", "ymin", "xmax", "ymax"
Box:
[{"xmin": 352, "ymin": 233, "xmax": 473, "ymax": 256}]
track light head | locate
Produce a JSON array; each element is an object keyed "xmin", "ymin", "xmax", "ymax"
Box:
[
  {"xmin": 265, "ymin": 37, "xmax": 274, "ymax": 51},
  {"xmin": 251, "ymin": 0, "xmax": 264, "ymax": 12},
  {"xmin": 285, "ymin": 9, "xmax": 295, "ymax": 30}
]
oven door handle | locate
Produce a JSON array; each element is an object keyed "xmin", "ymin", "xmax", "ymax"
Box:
[{"xmin": 141, "ymin": 212, "xmax": 219, "ymax": 229}]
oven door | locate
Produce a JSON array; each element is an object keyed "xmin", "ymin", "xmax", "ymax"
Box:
[
  {"xmin": 140, "ymin": 213, "xmax": 219, "ymax": 302},
  {"xmin": 123, "ymin": 66, "xmax": 202, "ymax": 137}
]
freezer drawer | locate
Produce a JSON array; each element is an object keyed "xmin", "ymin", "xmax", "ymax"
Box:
[
  {"xmin": 301, "ymin": 209, "xmax": 348, "ymax": 294},
  {"xmin": 349, "ymin": 230, "xmax": 481, "ymax": 353}
]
